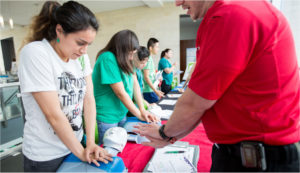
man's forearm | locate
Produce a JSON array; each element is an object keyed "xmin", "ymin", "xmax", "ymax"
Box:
[{"xmin": 163, "ymin": 88, "xmax": 215, "ymax": 138}]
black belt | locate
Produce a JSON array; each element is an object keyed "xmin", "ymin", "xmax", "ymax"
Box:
[{"xmin": 214, "ymin": 142, "xmax": 300, "ymax": 163}]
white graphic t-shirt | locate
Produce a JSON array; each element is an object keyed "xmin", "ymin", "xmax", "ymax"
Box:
[{"xmin": 18, "ymin": 39, "xmax": 92, "ymax": 161}]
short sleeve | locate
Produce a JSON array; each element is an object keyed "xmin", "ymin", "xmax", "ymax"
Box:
[
  {"xmin": 189, "ymin": 7, "xmax": 256, "ymax": 100},
  {"xmin": 158, "ymin": 58, "xmax": 168, "ymax": 71},
  {"xmin": 99, "ymin": 52, "xmax": 122, "ymax": 84},
  {"xmin": 143, "ymin": 57, "xmax": 152, "ymax": 70},
  {"xmin": 82, "ymin": 54, "xmax": 92, "ymax": 77},
  {"xmin": 18, "ymin": 43, "xmax": 56, "ymax": 93}
]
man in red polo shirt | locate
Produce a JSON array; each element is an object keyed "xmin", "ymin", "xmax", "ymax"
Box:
[{"xmin": 135, "ymin": 0, "xmax": 300, "ymax": 171}]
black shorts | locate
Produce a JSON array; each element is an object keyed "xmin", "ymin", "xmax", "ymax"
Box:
[{"xmin": 161, "ymin": 80, "xmax": 172, "ymax": 94}]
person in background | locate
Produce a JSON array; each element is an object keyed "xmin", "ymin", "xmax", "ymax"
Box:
[
  {"xmin": 135, "ymin": 0, "xmax": 300, "ymax": 172},
  {"xmin": 92, "ymin": 30, "xmax": 158, "ymax": 145},
  {"xmin": 134, "ymin": 46, "xmax": 156, "ymax": 108},
  {"xmin": 18, "ymin": 1, "xmax": 112, "ymax": 172},
  {"xmin": 142, "ymin": 38, "xmax": 164, "ymax": 103},
  {"xmin": 158, "ymin": 48, "xmax": 176, "ymax": 94}
]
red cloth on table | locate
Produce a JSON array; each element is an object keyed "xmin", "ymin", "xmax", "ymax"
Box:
[{"xmin": 118, "ymin": 122, "xmax": 213, "ymax": 172}]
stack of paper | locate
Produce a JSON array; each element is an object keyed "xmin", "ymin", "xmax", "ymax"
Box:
[
  {"xmin": 146, "ymin": 142, "xmax": 198, "ymax": 172},
  {"xmin": 159, "ymin": 99, "xmax": 177, "ymax": 105},
  {"xmin": 167, "ymin": 94, "xmax": 182, "ymax": 98},
  {"xmin": 148, "ymin": 105, "xmax": 173, "ymax": 119}
]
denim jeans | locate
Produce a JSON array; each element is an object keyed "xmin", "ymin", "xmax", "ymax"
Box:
[
  {"xmin": 143, "ymin": 92, "xmax": 159, "ymax": 103},
  {"xmin": 97, "ymin": 116, "xmax": 127, "ymax": 145},
  {"xmin": 24, "ymin": 154, "xmax": 67, "ymax": 172}
]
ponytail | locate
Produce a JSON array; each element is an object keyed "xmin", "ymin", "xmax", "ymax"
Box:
[
  {"xmin": 21, "ymin": 1, "xmax": 98, "ymax": 49},
  {"xmin": 22, "ymin": 1, "xmax": 60, "ymax": 47},
  {"xmin": 160, "ymin": 48, "xmax": 170, "ymax": 59}
]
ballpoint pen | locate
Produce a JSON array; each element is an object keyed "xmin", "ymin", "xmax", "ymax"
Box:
[{"xmin": 165, "ymin": 151, "xmax": 185, "ymax": 154}]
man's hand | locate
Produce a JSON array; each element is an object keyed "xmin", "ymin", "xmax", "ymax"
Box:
[
  {"xmin": 133, "ymin": 123, "xmax": 162, "ymax": 140},
  {"xmin": 141, "ymin": 136, "xmax": 170, "ymax": 148},
  {"xmin": 133, "ymin": 123, "xmax": 170, "ymax": 148}
]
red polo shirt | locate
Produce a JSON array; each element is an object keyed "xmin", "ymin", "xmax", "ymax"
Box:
[{"xmin": 189, "ymin": 0, "xmax": 300, "ymax": 145}]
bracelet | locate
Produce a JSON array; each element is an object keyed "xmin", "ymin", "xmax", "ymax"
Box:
[
  {"xmin": 159, "ymin": 125, "xmax": 177, "ymax": 144},
  {"xmin": 159, "ymin": 125, "xmax": 169, "ymax": 140}
]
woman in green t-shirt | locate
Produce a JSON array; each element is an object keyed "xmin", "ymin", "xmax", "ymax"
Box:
[
  {"xmin": 158, "ymin": 48, "xmax": 176, "ymax": 94},
  {"xmin": 92, "ymin": 30, "xmax": 159, "ymax": 145}
]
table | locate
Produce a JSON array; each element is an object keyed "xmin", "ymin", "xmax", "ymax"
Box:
[{"xmin": 119, "ymin": 91, "xmax": 213, "ymax": 172}]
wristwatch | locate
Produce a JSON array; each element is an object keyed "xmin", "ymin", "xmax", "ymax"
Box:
[{"xmin": 159, "ymin": 124, "xmax": 177, "ymax": 144}]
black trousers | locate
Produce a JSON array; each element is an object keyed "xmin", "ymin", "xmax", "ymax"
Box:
[
  {"xmin": 210, "ymin": 142, "xmax": 300, "ymax": 172},
  {"xmin": 161, "ymin": 80, "xmax": 172, "ymax": 94},
  {"xmin": 24, "ymin": 155, "xmax": 67, "ymax": 172}
]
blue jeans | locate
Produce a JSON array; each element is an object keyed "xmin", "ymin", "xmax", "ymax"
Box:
[
  {"xmin": 97, "ymin": 116, "xmax": 127, "ymax": 145},
  {"xmin": 143, "ymin": 92, "xmax": 159, "ymax": 103},
  {"xmin": 24, "ymin": 155, "xmax": 67, "ymax": 172}
]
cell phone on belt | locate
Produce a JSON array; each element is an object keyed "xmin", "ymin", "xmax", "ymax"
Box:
[{"xmin": 240, "ymin": 141, "xmax": 267, "ymax": 171}]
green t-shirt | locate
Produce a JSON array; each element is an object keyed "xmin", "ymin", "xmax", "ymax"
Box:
[
  {"xmin": 135, "ymin": 68, "xmax": 143, "ymax": 93},
  {"xmin": 142, "ymin": 56, "xmax": 155, "ymax": 93},
  {"xmin": 158, "ymin": 57, "xmax": 173, "ymax": 85},
  {"xmin": 92, "ymin": 51, "xmax": 133, "ymax": 123}
]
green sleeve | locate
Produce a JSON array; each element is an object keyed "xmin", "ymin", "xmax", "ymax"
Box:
[
  {"xmin": 143, "ymin": 57, "xmax": 152, "ymax": 70},
  {"xmin": 99, "ymin": 52, "xmax": 122, "ymax": 84},
  {"xmin": 158, "ymin": 58, "xmax": 168, "ymax": 71}
]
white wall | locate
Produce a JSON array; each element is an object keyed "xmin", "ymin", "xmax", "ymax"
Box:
[
  {"xmin": 0, "ymin": 3, "xmax": 184, "ymax": 70},
  {"xmin": 280, "ymin": 0, "xmax": 300, "ymax": 66},
  {"xmin": 90, "ymin": 2, "xmax": 184, "ymax": 68}
]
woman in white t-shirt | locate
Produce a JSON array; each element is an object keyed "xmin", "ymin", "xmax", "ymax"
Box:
[{"xmin": 18, "ymin": 1, "xmax": 112, "ymax": 172}]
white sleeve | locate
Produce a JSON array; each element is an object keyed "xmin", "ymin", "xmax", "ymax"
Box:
[
  {"xmin": 18, "ymin": 43, "xmax": 56, "ymax": 93},
  {"xmin": 83, "ymin": 54, "xmax": 92, "ymax": 77}
]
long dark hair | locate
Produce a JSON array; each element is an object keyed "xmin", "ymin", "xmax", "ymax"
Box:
[
  {"xmin": 22, "ymin": 1, "xmax": 98, "ymax": 46},
  {"xmin": 96, "ymin": 30, "xmax": 139, "ymax": 74},
  {"xmin": 160, "ymin": 48, "xmax": 171, "ymax": 59}
]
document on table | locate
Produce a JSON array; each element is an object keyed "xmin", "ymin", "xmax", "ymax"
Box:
[
  {"xmin": 159, "ymin": 99, "xmax": 177, "ymax": 105},
  {"xmin": 167, "ymin": 94, "xmax": 182, "ymax": 98},
  {"xmin": 147, "ymin": 144, "xmax": 198, "ymax": 172},
  {"xmin": 148, "ymin": 106, "xmax": 173, "ymax": 119},
  {"xmin": 160, "ymin": 110, "xmax": 173, "ymax": 119}
]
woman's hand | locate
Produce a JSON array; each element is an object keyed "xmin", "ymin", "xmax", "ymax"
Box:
[
  {"xmin": 155, "ymin": 90, "xmax": 165, "ymax": 98},
  {"xmin": 84, "ymin": 142, "xmax": 113, "ymax": 166},
  {"xmin": 138, "ymin": 109, "xmax": 161, "ymax": 123}
]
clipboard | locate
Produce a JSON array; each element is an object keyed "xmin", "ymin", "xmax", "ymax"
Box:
[{"xmin": 143, "ymin": 141, "xmax": 200, "ymax": 172}]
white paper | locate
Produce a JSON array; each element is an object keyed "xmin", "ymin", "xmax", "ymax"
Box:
[
  {"xmin": 159, "ymin": 99, "xmax": 177, "ymax": 105},
  {"xmin": 167, "ymin": 94, "xmax": 182, "ymax": 98},
  {"xmin": 160, "ymin": 110, "xmax": 173, "ymax": 119},
  {"xmin": 147, "ymin": 145, "xmax": 197, "ymax": 172},
  {"xmin": 148, "ymin": 106, "xmax": 173, "ymax": 119}
]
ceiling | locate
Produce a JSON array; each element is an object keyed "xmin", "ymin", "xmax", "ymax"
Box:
[{"xmin": 0, "ymin": 0, "xmax": 167, "ymax": 26}]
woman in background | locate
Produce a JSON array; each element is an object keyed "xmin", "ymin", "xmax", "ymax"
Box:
[
  {"xmin": 92, "ymin": 30, "xmax": 159, "ymax": 145},
  {"xmin": 158, "ymin": 49, "xmax": 176, "ymax": 94}
]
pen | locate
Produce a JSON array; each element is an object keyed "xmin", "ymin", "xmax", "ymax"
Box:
[{"xmin": 165, "ymin": 151, "xmax": 185, "ymax": 154}]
